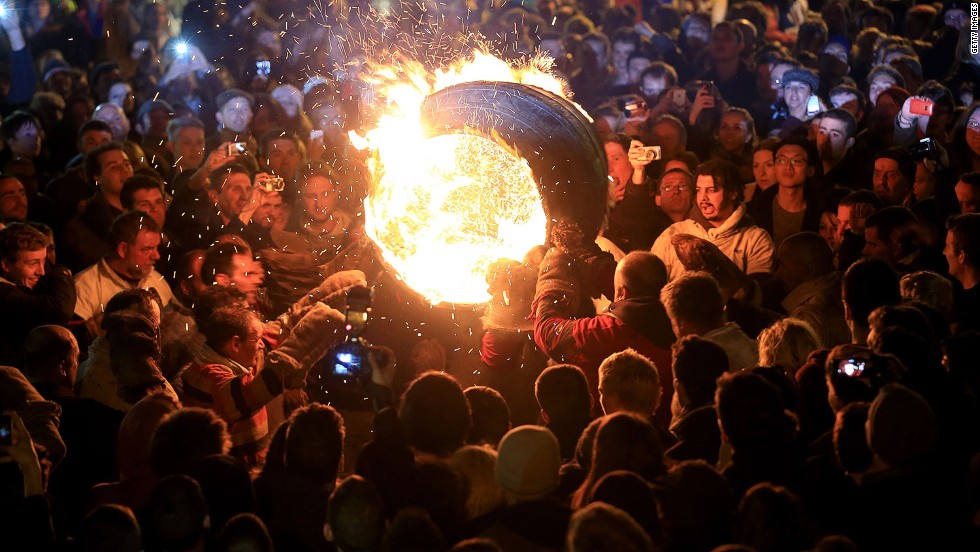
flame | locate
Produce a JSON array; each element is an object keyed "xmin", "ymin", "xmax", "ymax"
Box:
[{"xmin": 354, "ymin": 51, "xmax": 574, "ymax": 305}]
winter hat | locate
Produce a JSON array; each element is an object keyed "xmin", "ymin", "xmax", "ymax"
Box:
[
  {"xmin": 875, "ymin": 85, "xmax": 910, "ymax": 107},
  {"xmin": 42, "ymin": 59, "xmax": 71, "ymax": 84},
  {"xmin": 271, "ymin": 84, "xmax": 303, "ymax": 107},
  {"xmin": 89, "ymin": 61, "xmax": 120, "ymax": 86},
  {"xmin": 782, "ymin": 68, "xmax": 819, "ymax": 93},
  {"xmin": 823, "ymin": 34, "xmax": 851, "ymax": 55},
  {"xmin": 867, "ymin": 383, "xmax": 937, "ymax": 469},
  {"xmin": 942, "ymin": 1, "xmax": 967, "ymax": 16},
  {"xmin": 137, "ymin": 99, "xmax": 175, "ymax": 121},
  {"xmin": 496, "ymin": 425, "xmax": 561, "ymax": 500},
  {"xmin": 873, "ymin": 147, "xmax": 916, "ymax": 187},
  {"xmin": 215, "ymin": 89, "xmax": 254, "ymax": 111}
]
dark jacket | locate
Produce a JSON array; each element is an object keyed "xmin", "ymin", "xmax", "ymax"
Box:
[
  {"xmin": 60, "ymin": 192, "xmax": 122, "ymax": 272},
  {"xmin": 0, "ymin": 264, "xmax": 76, "ymax": 366},
  {"xmin": 605, "ymin": 179, "xmax": 673, "ymax": 253},
  {"xmin": 166, "ymin": 185, "xmax": 248, "ymax": 251},
  {"xmin": 747, "ymin": 184, "xmax": 822, "ymax": 246},
  {"xmin": 666, "ymin": 404, "xmax": 721, "ymax": 465},
  {"xmin": 821, "ymin": 142, "xmax": 873, "ymax": 192}
]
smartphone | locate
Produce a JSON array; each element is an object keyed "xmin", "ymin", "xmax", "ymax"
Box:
[
  {"xmin": 310, "ymin": 129, "xmax": 324, "ymax": 141},
  {"xmin": 624, "ymin": 99, "xmax": 645, "ymax": 115},
  {"xmin": 837, "ymin": 358, "xmax": 866, "ymax": 377},
  {"xmin": 671, "ymin": 88, "xmax": 687, "ymax": 107},
  {"xmin": 256, "ymin": 60, "xmax": 271, "ymax": 77},
  {"xmin": 226, "ymin": 142, "xmax": 247, "ymax": 156},
  {"xmin": 909, "ymin": 98, "xmax": 934, "ymax": 116},
  {"xmin": 0, "ymin": 414, "xmax": 11, "ymax": 446},
  {"xmin": 806, "ymin": 95, "xmax": 821, "ymax": 116}
]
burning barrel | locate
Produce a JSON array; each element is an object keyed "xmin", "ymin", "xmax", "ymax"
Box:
[{"xmin": 361, "ymin": 72, "xmax": 609, "ymax": 307}]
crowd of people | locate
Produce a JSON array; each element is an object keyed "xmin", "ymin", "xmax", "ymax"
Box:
[{"xmin": 1, "ymin": 0, "xmax": 980, "ymax": 550}]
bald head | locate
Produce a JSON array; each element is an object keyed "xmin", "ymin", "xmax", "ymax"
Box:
[
  {"xmin": 24, "ymin": 325, "xmax": 79, "ymax": 385},
  {"xmin": 615, "ymin": 251, "xmax": 669, "ymax": 300}
]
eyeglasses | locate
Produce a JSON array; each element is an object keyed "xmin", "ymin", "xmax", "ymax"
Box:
[
  {"xmin": 775, "ymin": 157, "xmax": 808, "ymax": 168},
  {"xmin": 967, "ymin": 121, "xmax": 980, "ymax": 132},
  {"xmin": 660, "ymin": 184, "xmax": 692, "ymax": 194}
]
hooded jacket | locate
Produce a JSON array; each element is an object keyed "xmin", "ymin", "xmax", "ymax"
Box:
[{"xmin": 651, "ymin": 204, "xmax": 775, "ymax": 281}]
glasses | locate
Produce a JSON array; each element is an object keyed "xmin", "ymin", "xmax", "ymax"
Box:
[
  {"xmin": 775, "ymin": 157, "xmax": 808, "ymax": 168},
  {"xmin": 660, "ymin": 184, "xmax": 692, "ymax": 194},
  {"xmin": 967, "ymin": 121, "xmax": 980, "ymax": 131}
]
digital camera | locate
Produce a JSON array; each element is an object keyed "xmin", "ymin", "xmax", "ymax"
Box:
[
  {"xmin": 260, "ymin": 176, "xmax": 286, "ymax": 193},
  {"xmin": 226, "ymin": 142, "xmax": 247, "ymax": 156},
  {"xmin": 910, "ymin": 137, "xmax": 936, "ymax": 160},
  {"xmin": 327, "ymin": 285, "xmax": 373, "ymax": 379},
  {"xmin": 836, "ymin": 357, "xmax": 867, "ymax": 377}
]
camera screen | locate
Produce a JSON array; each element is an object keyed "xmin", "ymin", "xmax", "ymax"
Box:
[
  {"xmin": 256, "ymin": 60, "xmax": 271, "ymax": 75},
  {"xmin": 0, "ymin": 415, "xmax": 11, "ymax": 444},
  {"xmin": 839, "ymin": 359, "xmax": 866, "ymax": 377},
  {"xmin": 332, "ymin": 350, "xmax": 362, "ymax": 376}
]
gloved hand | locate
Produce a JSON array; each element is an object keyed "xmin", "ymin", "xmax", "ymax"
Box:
[
  {"xmin": 533, "ymin": 246, "xmax": 581, "ymax": 318},
  {"xmin": 275, "ymin": 270, "xmax": 367, "ymax": 334},
  {"xmin": 299, "ymin": 269, "xmax": 368, "ymax": 311},
  {"xmin": 271, "ymin": 303, "xmax": 346, "ymax": 388}
]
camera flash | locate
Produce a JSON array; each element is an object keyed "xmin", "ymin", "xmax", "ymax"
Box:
[{"xmin": 175, "ymin": 41, "xmax": 189, "ymax": 56}]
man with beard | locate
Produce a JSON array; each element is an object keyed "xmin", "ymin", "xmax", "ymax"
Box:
[
  {"xmin": 73, "ymin": 211, "xmax": 173, "ymax": 335},
  {"xmin": 605, "ymin": 137, "xmax": 692, "ymax": 253},
  {"xmin": 652, "ymin": 158, "xmax": 774, "ymax": 281},
  {"xmin": 284, "ymin": 167, "xmax": 357, "ymax": 264}
]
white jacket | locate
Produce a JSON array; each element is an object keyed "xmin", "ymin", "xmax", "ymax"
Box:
[
  {"xmin": 73, "ymin": 258, "xmax": 174, "ymax": 322},
  {"xmin": 651, "ymin": 204, "xmax": 775, "ymax": 281}
]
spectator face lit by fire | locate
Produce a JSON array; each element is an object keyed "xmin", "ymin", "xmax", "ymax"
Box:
[{"xmin": 300, "ymin": 175, "xmax": 339, "ymax": 223}]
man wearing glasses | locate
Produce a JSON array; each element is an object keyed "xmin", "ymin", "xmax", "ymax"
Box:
[
  {"xmin": 652, "ymin": 158, "xmax": 774, "ymax": 281},
  {"xmin": 749, "ymin": 138, "xmax": 823, "ymax": 247}
]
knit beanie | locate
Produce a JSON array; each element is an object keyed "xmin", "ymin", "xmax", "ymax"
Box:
[
  {"xmin": 873, "ymin": 147, "xmax": 916, "ymax": 187},
  {"xmin": 867, "ymin": 383, "xmax": 937, "ymax": 469},
  {"xmin": 496, "ymin": 425, "xmax": 561, "ymax": 500},
  {"xmin": 782, "ymin": 68, "xmax": 819, "ymax": 93}
]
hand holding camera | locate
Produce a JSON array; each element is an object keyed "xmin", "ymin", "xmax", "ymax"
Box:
[
  {"xmin": 257, "ymin": 174, "xmax": 286, "ymax": 193},
  {"xmin": 226, "ymin": 142, "xmax": 248, "ymax": 156},
  {"xmin": 689, "ymin": 83, "xmax": 715, "ymax": 125},
  {"xmin": 628, "ymin": 140, "xmax": 661, "ymax": 169},
  {"xmin": 900, "ymin": 96, "xmax": 935, "ymax": 126}
]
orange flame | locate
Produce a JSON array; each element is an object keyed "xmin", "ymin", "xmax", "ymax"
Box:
[{"xmin": 354, "ymin": 51, "xmax": 575, "ymax": 305}]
